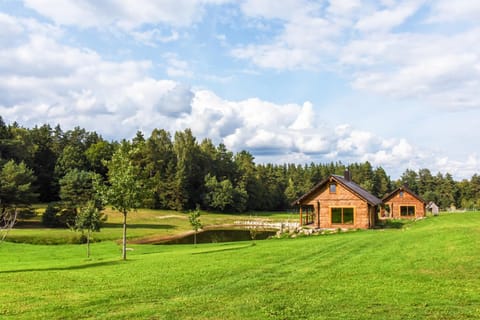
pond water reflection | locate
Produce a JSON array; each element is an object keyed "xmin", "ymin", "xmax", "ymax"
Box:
[{"xmin": 160, "ymin": 229, "xmax": 277, "ymax": 245}]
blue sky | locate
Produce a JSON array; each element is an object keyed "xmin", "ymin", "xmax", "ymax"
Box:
[{"xmin": 1, "ymin": 0, "xmax": 480, "ymax": 179}]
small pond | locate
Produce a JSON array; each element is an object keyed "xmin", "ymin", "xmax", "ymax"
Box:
[{"xmin": 160, "ymin": 228, "xmax": 277, "ymax": 245}]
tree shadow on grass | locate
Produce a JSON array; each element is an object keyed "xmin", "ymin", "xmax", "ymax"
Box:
[
  {"xmin": 0, "ymin": 259, "xmax": 126, "ymax": 274},
  {"xmin": 14, "ymin": 220, "xmax": 45, "ymax": 228},
  {"xmin": 191, "ymin": 243, "xmax": 253, "ymax": 255}
]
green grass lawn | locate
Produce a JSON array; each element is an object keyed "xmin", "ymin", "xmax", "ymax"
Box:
[
  {"xmin": 8, "ymin": 207, "xmax": 298, "ymax": 244},
  {"xmin": 1, "ymin": 212, "xmax": 480, "ymax": 319}
]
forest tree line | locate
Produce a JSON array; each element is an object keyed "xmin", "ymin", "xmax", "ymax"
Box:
[{"xmin": 1, "ymin": 116, "xmax": 480, "ymax": 214}]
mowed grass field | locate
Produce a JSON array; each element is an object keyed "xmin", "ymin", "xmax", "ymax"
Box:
[{"xmin": 1, "ymin": 212, "xmax": 480, "ymax": 319}]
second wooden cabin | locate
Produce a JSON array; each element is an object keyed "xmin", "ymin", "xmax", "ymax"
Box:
[
  {"xmin": 294, "ymin": 171, "xmax": 427, "ymax": 229},
  {"xmin": 382, "ymin": 185, "xmax": 426, "ymax": 219}
]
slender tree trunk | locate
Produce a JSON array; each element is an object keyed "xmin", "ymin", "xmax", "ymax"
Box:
[
  {"xmin": 87, "ymin": 229, "xmax": 91, "ymax": 258},
  {"xmin": 194, "ymin": 231, "xmax": 197, "ymax": 246},
  {"xmin": 122, "ymin": 211, "xmax": 127, "ymax": 260}
]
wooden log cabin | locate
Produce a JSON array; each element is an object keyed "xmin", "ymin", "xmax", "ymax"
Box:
[
  {"xmin": 293, "ymin": 171, "xmax": 382, "ymax": 229},
  {"xmin": 382, "ymin": 185, "xmax": 426, "ymax": 219}
]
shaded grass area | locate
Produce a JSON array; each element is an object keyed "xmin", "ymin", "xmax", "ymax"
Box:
[
  {"xmin": 1, "ymin": 212, "xmax": 480, "ymax": 319},
  {"xmin": 376, "ymin": 217, "xmax": 416, "ymax": 229},
  {"xmin": 7, "ymin": 207, "xmax": 297, "ymax": 244}
]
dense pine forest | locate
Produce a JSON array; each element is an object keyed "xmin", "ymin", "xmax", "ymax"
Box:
[{"xmin": 1, "ymin": 116, "xmax": 479, "ymax": 214}]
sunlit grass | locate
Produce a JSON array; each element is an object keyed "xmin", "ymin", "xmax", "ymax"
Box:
[{"xmin": 1, "ymin": 212, "xmax": 479, "ymax": 319}]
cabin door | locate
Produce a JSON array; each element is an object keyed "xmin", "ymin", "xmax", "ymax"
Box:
[{"xmin": 316, "ymin": 201, "xmax": 320, "ymax": 228}]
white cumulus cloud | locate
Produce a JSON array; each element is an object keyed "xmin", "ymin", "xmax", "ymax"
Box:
[
  {"xmin": 0, "ymin": 14, "xmax": 195, "ymax": 138},
  {"xmin": 234, "ymin": 0, "xmax": 480, "ymax": 111},
  {"xmin": 23, "ymin": 0, "xmax": 232, "ymax": 29}
]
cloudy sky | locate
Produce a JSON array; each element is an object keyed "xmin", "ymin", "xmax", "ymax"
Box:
[{"xmin": 1, "ymin": 0, "xmax": 479, "ymax": 179}]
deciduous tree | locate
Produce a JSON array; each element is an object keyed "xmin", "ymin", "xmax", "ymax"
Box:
[
  {"xmin": 188, "ymin": 208, "xmax": 202, "ymax": 246},
  {"xmin": 0, "ymin": 160, "xmax": 36, "ymax": 242},
  {"xmin": 102, "ymin": 142, "xmax": 147, "ymax": 260},
  {"xmin": 73, "ymin": 201, "xmax": 107, "ymax": 257}
]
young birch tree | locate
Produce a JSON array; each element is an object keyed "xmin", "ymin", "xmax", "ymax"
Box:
[
  {"xmin": 73, "ymin": 201, "xmax": 106, "ymax": 257},
  {"xmin": 188, "ymin": 208, "xmax": 202, "ymax": 246},
  {"xmin": 103, "ymin": 142, "xmax": 146, "ymax": 260}
]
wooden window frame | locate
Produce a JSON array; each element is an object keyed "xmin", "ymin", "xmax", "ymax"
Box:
[
  {"xmin": 330, "ymin": 207, "xmax": 355, "ymax": 225},
  {"xmin": 399, "ymin": 191, "xmax": 404, "ymax": 198},
  {"xmin": 400, "ymin": 205, "xmax": 415, "ymax": 216}
]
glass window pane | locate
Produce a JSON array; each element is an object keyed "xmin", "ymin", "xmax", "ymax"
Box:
[
  {"xmin": 408, "ymin": 206, "xmax": 415, "ymax": 215},
  {"xmin": 400, "ymin": 206, "xmax": 415, "ymax": 216},
  {"xmin": 343, "ymin": 208, "xmax": 354, "ymax": 224},
  {"xmin": 329, "ymin": 183, "xmax": 336, "ymax": 193},
  {"xmin": 331, "ymin": 208, "xmax": 342, "ymax": 223}
]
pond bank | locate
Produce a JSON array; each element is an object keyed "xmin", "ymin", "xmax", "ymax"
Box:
[{"xmin": 130, "ymin": 225, "xmax": 277, "ymax": 245}]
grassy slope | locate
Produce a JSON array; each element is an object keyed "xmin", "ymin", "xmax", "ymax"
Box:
[{"xmin": 1, "ymin": 213, "xmax": 480, "ymax": 319}]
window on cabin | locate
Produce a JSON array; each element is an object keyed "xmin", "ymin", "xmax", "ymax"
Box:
[
  {"xmin": 400, "ymin": 206, "xmax": 415, "ymax": 216},
  {"xmin": 329, "ymin": 183, "xmax": 337, "ymax": 194},
  {"xmin": 399, "ymin": 191, "xmax": 404, "ymax": 198},
  {"xmin": 331, "ymin": 207, "xmax": 354, "ymax": 224}
]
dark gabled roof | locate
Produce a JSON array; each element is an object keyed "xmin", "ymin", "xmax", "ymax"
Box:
[
  {"xmin": 335, "ymin": 175, "xmax": 383, "ymax": 206},
  {"xmin": 292, "ymin": 174, "xmax": 382, "ymax": 207},
  {"xmin": 382, "ymin": 185, "xmax": 426, "ymax": 204}
]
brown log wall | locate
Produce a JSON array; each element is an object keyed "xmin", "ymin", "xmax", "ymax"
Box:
[{"xmin": 303, "ymin": 182, "xmax": 372, "ymax": 229}]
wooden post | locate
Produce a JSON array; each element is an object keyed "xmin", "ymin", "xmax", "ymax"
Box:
[
  {"xmin": 316, "ymin": 201, "xmax": 320, "ymax": 228},
  {"xmin": 299, "ymin": 206, "xmax": 303, "ymax": 226}
]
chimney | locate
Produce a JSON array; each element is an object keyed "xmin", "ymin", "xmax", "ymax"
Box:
[{"xmin": 344, "ymin": 169, "xmax": 351, "ymax": 181}]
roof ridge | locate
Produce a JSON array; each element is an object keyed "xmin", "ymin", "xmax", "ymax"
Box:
[
  {"xmin": 292, "ymin": 174, "xmax": 382, "ymax": 206},
  {"xmin": 382, "ymin": 186, "xmax": 426, "ymax": 203}
]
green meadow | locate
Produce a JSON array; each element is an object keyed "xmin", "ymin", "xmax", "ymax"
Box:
[
  {"xmin": 7, "ymin": 208, "xmax": 297, "ymax": 244},
  {"xmin": 1, "ymin": 212, "xmax": 480, "ymax": 319}
]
